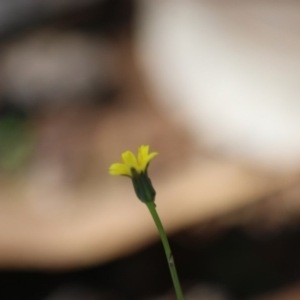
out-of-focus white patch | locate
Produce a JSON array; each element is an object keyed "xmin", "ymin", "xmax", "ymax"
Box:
[{"xmin": 136, "ymin": 0, "xmax": 300, "ymax": 172}]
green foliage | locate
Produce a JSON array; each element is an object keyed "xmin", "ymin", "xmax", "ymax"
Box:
[{"xmin": 0, "ymin": 114, "xmax": 34, "ymax": 172}]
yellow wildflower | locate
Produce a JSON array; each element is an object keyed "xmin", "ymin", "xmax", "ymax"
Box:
[
  {"xmin": 109, "ymin": 145, "xmax": 158, "ymax": 202},
  {"xmin": 109, "ymin": 145, "xmax": 158, "ymax": 177}
]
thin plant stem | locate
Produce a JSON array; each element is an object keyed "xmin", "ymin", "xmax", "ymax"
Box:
[{"xmin": 146, "ymin": 201, "xmax": 184, "ymax": 300}]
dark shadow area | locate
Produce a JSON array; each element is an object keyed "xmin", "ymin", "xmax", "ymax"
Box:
[{"xmin": 1, "ymin": 225, "xmax": 300, "ymax": 299}]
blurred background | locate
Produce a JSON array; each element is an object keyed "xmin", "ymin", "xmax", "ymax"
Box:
[{"xmin": 1, "ymin": 0, "xmax": 300, "ymax": 299}]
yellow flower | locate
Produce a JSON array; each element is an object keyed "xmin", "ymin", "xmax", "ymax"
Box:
[
  {"xmin": 109, "ymin": 145, "xmax": 158, "ymax": 202},
  {"xmin": 109, "ymin": 145, "xmax": 158, "ymax": 177}
]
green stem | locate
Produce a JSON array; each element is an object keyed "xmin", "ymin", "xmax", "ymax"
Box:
[{"xmin": 146, "ymin": 202, "xmax": 184, "ymax": 300}]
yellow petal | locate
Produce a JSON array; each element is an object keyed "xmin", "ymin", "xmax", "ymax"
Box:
[
  {"xmin": 109, "ymin": 163, "xmax": 131, "ymax": 176},
  {"xmin": 146, "ymin": 151, "xmax": 158, "ymax": 165},
  {"xmin": 138, "ymin": 145, "xmax": 149, "ymax": 164},
  {"xmin": 137, "ymin": 145, "xmax": 158, "ymax": 170},
  {"xmin": 122, "ymin": 151, "xmax": 138, "ymax": 169}
]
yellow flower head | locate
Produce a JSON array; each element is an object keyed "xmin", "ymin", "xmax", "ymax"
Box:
[{"xmin": 109, "ymin": 145, "xmax": 158, "ymax": 177}]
